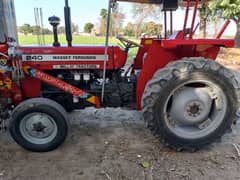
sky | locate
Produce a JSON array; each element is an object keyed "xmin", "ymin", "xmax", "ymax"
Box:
[
  {"xmin": 14, "ymin": 0, "xmax": 194, "ymax": 31},
  {"xmin": 15, "ymin": 0, "xmax": 133, "ymax": 31},
  {"xmin": 14, "ymin": 0, "xmax": 236, "ymax": 35}
]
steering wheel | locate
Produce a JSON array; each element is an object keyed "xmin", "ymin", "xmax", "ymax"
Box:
[{"xmin": 117, "ymin": 36, "xmax": 143, "ymax": 51}]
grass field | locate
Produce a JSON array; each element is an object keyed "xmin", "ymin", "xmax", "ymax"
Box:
[
  {"xmin": 18, "ymin": 35, "xmax": 122, "ymax": 45},
  {"xmin": 18, "ymin": 34, "xmax": 139, "ymax": 60}
]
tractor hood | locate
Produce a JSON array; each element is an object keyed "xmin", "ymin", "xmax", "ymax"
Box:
[{"xmin": 0, "ymin": 0, "xmax": 18, "ymax": 43}]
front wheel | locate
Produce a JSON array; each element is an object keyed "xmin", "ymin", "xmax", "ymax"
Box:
[
  {"xmin": 10, "ymin": 98, "xmax": 68, "ymax": 152},
  {"xmin": 142, "ymin": 58, "xmax": 240, "ymax": 150}
]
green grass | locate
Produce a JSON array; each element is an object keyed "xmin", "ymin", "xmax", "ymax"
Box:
[
  {"xmin": 19, "ymin": 35, "xmax": 121, "ymax": 45},
  {"xmin": 18, "ymin": 34, "xmax": 139, "ymax": 60}
]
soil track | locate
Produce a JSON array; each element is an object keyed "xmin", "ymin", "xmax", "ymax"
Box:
[{"xmin": 1, "ymin": 49, "xmax": 240, "ymax": 180}]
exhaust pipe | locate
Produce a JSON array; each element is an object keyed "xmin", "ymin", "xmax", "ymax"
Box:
[{"xmin": 64, "ymin": 0, "xmax": 72, "ymax": 47}]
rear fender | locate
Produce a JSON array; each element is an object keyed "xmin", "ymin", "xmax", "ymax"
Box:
[
  {"xmin": 135, "ymin": 40, "xmax": 223, "ymax": 110},
  {"xmin": 136, "ymin": 41, "xmax": 178, "ymax": 110}
]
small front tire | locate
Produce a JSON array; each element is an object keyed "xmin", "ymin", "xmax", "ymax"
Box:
[{"xmin": 10, "ymin": 98, "xmax": 68, "ymax": 152}]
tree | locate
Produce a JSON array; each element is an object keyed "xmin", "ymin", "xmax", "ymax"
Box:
[
  {"xmin": 111, "ymin": 7, "xmax": 125, "ymax": 36},
  {"xmin": 146, "ymin": 21, "xmax": 156, "ymax": 35},
  {"xmin": 100, "ymin": 8, "xmax": 107, "ymax": 20},
  {"xmin": 141, "ymin": 21, "xmax": 163, "ymax": 36},
  {"xmin": 19, "ymin": 24, "xmax": 32, "ymax": 35},
  {"xmin": 212, "ymin": 16, "xmax": 221, "ymax": 37},
  {"xmin": 198, "ymin": 0, "xmax": 210, "ymax": 38},
  {"xmin": 58, "ymin": 26, "xmax": 65, "ymax": 34},
  {"xmin": 32, "ymin": 25, "xmax": 41, "ymax": 35},
  {"xmin": 98, "ymin": 7, "xmax": 125, "ymax": 36},
  {"xmin": 42, "ymin": 28, "xmax": 52, "ymax": 35},
  {"xmin": 84, "ymin": 23, "xmax": 94, "ymax": 33},
  {"xmin": 99, "ymin": 8, "xmax": 108, "ymax": 35},
  {"xmin": 132, "ymin": 4, "xmax": 160, "ymax": 38},
  {"xmin": 209, "ymin": 0, "xmax": 240, "ymax": 47},
  {"xmin": 71, "ymin": 23, "xmax": 79, "ymax": 33},
  {"xmin": 124, "ymin": 22, "xmax": 135, "ymax": 36},
  {"xmin": 18, "ymin": 24, "xmax": 52, "ymax": 35},
  {"xmin": 154, "ymin": 23, "xmax": 163, "ymax": 36}
]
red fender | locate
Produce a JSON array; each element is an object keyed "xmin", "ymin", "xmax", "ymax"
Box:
[
  {"xmin": 135, "ymin": 38, "xmax": 233, "ymax": 110},
  {"xmin": 136, "ymin": 41, "xmax": 178, "ymax": 110}
]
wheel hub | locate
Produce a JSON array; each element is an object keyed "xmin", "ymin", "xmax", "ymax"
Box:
[
  {"xmin": 186, "ymin": 101, "xmax": 203, "ymax": 118},
  {"xmin": 170, "ymin": 87, "xmax": 212, "ymax": 125},
  {"xmin": 33, "ymin": 122, "xmax": 47, "ymax": 132},
  {"xmin": 20, "ymin": 112, "xmax": 58, "ymax": 144}
]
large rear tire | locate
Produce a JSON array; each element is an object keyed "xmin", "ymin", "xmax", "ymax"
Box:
[
  {"xmin": 10, "ymin": 98, "xmax": 68, "ymax": 152},
  {"xmin": 142, "ymin": 58, "xmax": 240, "ymax": 150}
]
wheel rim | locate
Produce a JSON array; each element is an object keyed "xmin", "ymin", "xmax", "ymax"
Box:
[
  {"xmin": 163, "ymin": 80, "xmax": 227, "ymax": 140},
  {"xmin": 19, "ymin": 112, "xmax": 58, "ymax": 145}
]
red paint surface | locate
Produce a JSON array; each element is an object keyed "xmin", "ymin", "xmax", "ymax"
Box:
[
  {"xmin": 19, "ymin": 46, "xmax": 127, "ymax": 70},
  {"xmin": 133, "ymin": 38, "xmax": 154, "ymax": 70},
  {"xmin": 0, "ymin": 44, "xmax": 8, "ymax": 54},
  {"xmin": 1, "ymin": 38, "xmax": 236, "ymax": 110},
  {"xmin": 34, "ymin": 68, "xmax": 86, "ymax": 97},
  {"xmin": 135, "ymin": 38, "xmax": 234, "ymax": 110},
  {"xmin": 32, "ymin": 67, "xmax": 100, "ymax": 107},
  {"xmin": 217, "ymin": 20, "xmax": 231, "ymax": 39},
  {"xmin": 21, "ymin": 77, "xmax": 41, "ymax": 98},
  {"xmin": 161, "ymin": 39, "xmax": 234, "ymax": 48}
]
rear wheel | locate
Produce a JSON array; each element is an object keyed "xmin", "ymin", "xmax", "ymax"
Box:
[
  {"xmin": 142, "ymin": 58, "xmax": 239, "ymax": 150},
  {"xmin": 10, "ymin": 98, "xmax": 68, "ymax": 152}
]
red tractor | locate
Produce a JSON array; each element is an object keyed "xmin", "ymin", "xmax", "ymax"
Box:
[{"xmin": 0, "ymin": 0, "xmax": 238, "ymax": 152}]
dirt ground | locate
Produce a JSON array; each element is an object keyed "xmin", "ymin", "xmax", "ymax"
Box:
[
  {"xmin": 217, "ymin": 48, "xmax": 240, "ymax": 70},
  {"xmin": 1, "ymin": 49, "xmax": 240, "ymax": 180}
]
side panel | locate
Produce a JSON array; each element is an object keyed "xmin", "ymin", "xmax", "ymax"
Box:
[
  {"xmin": 22, "ymin": 66, "xmax": 100, "ymax": 108},
  {"xmin": 0, "ymin": 44, "xmax": 8, "ymax": 53},
  {"xmin": 133, "ymin": 38, "xmax": 154, "ymax": 70},
  {"xmin": 21, "ymin": 77, "xmax": 41, "ymax": 98},
  {"xmin": 136, "ymin": 41, "xmax": 178, "ymax": 110},
  {"xmin": 19, "ymin": 46, "xmax": 127, "ymax": 70}
]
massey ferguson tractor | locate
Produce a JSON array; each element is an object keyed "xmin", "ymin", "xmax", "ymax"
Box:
[{"xmin": 0, "ymin": 0, "xmax": 239, "ymax": 152}]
